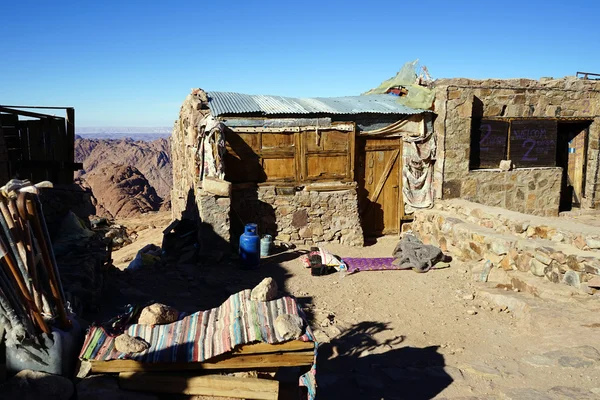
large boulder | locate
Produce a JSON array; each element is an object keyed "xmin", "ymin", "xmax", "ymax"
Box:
[
  {"xmin": 274, "ymin": 314, "xmax": 304, "ymax": 340},
  {"xmin": 115, "ymin": 334, "xmax": 150, "ymax": 354},
  {"xmin": 79, "ymin": 163, "xmax": 162, "ymax": 219},
  {"xmin": 250, "ymin": 277, "xmax": 278, "ymax": 302},
  {"xmin": 137, "ymin": 303, "xmax": 179, "ymax": 325}
]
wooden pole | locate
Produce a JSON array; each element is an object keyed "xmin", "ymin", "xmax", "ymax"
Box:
[
  {"xmin": 0, "ymin": 236, "xmax": 50, "ymax": 334},
  {"xmin": 23, "ymin": 196, "xmax": 70, "ymax": 330}
]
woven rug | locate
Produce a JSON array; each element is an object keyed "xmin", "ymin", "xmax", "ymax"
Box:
[
  {"xmin": 79, "ymin": 289, "xmax": 314, "ymax": 363},
  {"xmin": 343, "ymin": 257, "xmax": 409, "ymax": 273}
]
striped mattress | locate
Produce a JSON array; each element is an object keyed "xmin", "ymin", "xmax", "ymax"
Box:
[{"xmin": 79, "ymin": 289, "xmax": 314, "ymax": 363}]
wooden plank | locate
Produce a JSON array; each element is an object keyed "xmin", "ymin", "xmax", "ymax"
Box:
[
  {"xmin": 304, "ymin": 150, "xmax": 347, "ymax": 156},
  {"xmin": 18, "ymin": 121, "xmax": 30, "ymax": 161},
  {"xmin": 66, "ymin": 108, "xmax": 74, "ymax": 166},
  {"xmin": 0, "ymin": 106, "xmax": 62, "ymax": 120},
  {"xmin": 262, "ymin": 157, "xmax": 296, "ymax": 181},
  {"xmin": 25, "ymin": 120, "xmax": 46, "ymax": 182},
  {"xmin": 306, "ymin": 155, "xmax": 347, "ymax": 179},
  {"xmin": 261, "ymin": 133, "xmax": 294, "ymax": 150},
  {"xmin": 90, "ymin": 351, "xmax": 315, "ymax": 373},
  {"xmin": 348, "ymin": 124, "xmax": 356, "ymax": 182},
  {"xmin": 306, "ymin": 184, "xmax": 357, "ymax": 192},
  {"xmin": 294, "ymin": 131, "xmax": 302, "ymax": 182},
  {"xmin": 368, "ymin": 149, "xmax": 399, "ymax": 203},
  {"xmin": 232, "ymin": 341, "xmax": 314, "ymax": 355},
  {"xmin": 119, "ymin": 372, "xmax": 279, "ymax": 400},
  {"xmin": 398, "ymin": 140, "xmax": 405, "ymax": 221}
]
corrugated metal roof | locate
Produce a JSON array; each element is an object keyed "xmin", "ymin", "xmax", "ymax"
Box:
[{"xmin": 207, "ymin": 92, "xmax": 428, "ymax": 117}]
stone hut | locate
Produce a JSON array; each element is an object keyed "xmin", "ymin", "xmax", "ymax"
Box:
[
  {"xmin": 432, "ymin": 77, "xmax": 600, "ymax": 216},
  {"xmin": 171, "ymin": 89, "xmax": 433, "ymax": 248}
]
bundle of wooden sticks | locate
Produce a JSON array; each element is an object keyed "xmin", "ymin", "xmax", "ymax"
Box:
[{"xmin": 0, "ymin": 184, "xmax": 70, "ymax": 345}]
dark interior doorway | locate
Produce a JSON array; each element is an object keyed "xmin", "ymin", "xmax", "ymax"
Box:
[{"xmin": 556, "ymin": 121, "xmax": 591, "ymax": 211}]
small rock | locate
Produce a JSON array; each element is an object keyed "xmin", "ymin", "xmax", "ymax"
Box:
[
  {"xmin": 0, "ymin": 370, "xmax": 74, "ymax": 400},
  {"xmin": 115, "ymin": 333, "xmax": 150, "ymax": 353},
  {"xmin": 558, "ymin": 356, "xmax": 594, "ymax": 368},
  {"xmin": 250, "ymin": 277, "xmax": 278, "ymax": 302},
  {"xmin": 138, "ymin": 303, "xmax": 179, "ymax": 325},
  {"xmin": 502, "ymin": 388, "xmax": 553, "ymax": 400},
  {"xmin": 549, "ymin": 386, "xmax": 595, "ymax": 399},
  {"xmin": 585, "ymin": 236, "xmax": 600, "ymax": 250},
  {"xmin": 311, "ymin": 329, "xmax": 330, "ymax": 343},
  {"xmin": 499, "ymin": 160, "xmax": 513, "ymax": 171},
  {"xmin": 587, "ymin": 276, "xmax": 600, "ymax": 288},
  {"xmin": 274, "ymin": 314, "xmax": 304, "ymax": 340},
  {"xmin": 466, "ymin": 309, "xmax": 477, "ymax": 315},
  {"xmin": 462, "ymin": 294, "xmax": 475, "ymax": 300},
  {"xmin": 563, "ymin": 271, "xmax": 581, "ymax": 288}
]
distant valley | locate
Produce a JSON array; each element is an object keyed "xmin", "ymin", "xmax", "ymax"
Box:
[
  {"xmin": 76, "ymin": 126, "xmax": 172, "ymax": 141},
  {"xmin": 74, "ymin": 136, "xmax": 173, "ymax": 219}
]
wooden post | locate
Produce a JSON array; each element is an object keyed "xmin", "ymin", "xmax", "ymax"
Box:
[{"xmin": 66, "ymin": 108, "xmax": 75, "ymax": 174}]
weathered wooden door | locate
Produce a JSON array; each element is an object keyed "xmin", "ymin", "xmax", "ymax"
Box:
[
  {"xmin": 557, "ymin": 122, "xmax": 589, "ymax": 210},
  {"xmin": 356, "ymin": 137, "xmax": 403, "ymax": 236}
]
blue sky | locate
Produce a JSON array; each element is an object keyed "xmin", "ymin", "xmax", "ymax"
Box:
[{"xmin": 1, "ymin": 0, "xmax": 598, "ymax": 127}]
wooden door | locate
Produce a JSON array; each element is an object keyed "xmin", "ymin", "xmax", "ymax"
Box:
[
  {"xmin": 356, "ymin": 137, "xmax": 403, "ymax": 236},
  {"xmin": 557, "ymin": 122, "xmax": 589, "ymax": 210}
]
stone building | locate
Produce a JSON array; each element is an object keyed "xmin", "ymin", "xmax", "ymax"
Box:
[
  {"xmin": 171, "ymin": 89, "xmax": 433, "ymax": 248},
  {"xmin": 432, "ymin": 77, "xmax": 600, "ymax": 216}
]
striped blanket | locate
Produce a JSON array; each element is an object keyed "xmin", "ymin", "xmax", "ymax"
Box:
[{"xmin": 79, "ymin": 289, "xmax": 314, "ymax": 363}]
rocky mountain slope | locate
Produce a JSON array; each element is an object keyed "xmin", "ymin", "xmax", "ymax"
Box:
[
  {"xmin": 78, "ymin": 164, "xmax": 163, "ymax": 219},
  {"xmin": 75, "ymin": 136, "xmax": 173, "ymax": 218}
]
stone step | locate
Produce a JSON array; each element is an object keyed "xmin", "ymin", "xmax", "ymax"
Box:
[
  {"xmin": 435, "ymin": 199, "xmax": 600, "ymax": 253},
  {"xmin": 410, "ymin": 209, "xmax": 600, "ymax": 293}
]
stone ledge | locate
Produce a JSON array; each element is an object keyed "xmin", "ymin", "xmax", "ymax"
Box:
[
  {"xmin": 435, "ymin": 199, "xmax": 600, "ymax": 253},
  {"xmin": 412, "ymin": 208, "xmax": 600, "ymax": 293}
]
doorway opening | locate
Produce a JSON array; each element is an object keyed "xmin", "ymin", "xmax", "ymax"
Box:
[{"xmin": 556, "ymin": 121, "xmax": 591, "ymax": 212}]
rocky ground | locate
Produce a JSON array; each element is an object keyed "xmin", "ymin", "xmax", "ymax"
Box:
[
  {"xmin": 74, "ymin": 137, "xmax": 172, "ymax": 217},
  {"xmin": 94, "ymin": 212, "xmax": 600, "ymax": 400}
]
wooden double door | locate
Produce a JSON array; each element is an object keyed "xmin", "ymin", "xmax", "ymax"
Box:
[{"xmin": 355, "ymin": 137, "xmax": 404, "ymax": 237}]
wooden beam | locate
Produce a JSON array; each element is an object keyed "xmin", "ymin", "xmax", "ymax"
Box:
[
  {"xmin": 90, "ymin": 351, "xmax": 315, "ymax": 373},
  {"xmin": 66, "ymin": 108, "xmax": 75, "ymax": 166},
  {"xmin": 119, "ymin": 372, "xmax": 279, "ymax": 400},
  {"xmin": 232, "ymin": 340, "xmax": 314, "ymax": 355},
  {"xmin": 305, "ymin": 184, "xmax": 357, "ymax": 192},
  {"xmin": 0, "ymin": 107, "xmax": 63, "ymax": 120}
]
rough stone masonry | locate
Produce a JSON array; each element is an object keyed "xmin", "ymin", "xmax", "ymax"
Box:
[{"xmin": 433, "ymin": 76, "xmax": 600, "ymax": 216}]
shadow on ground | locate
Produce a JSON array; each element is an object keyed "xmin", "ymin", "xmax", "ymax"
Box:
[
  {"xmin": 91, "ymin": 187, "xmax": 307, "ymax": 322},
  {"xmin": 316, "ymin": 321, "xmax": 452, "ymax": 400}
]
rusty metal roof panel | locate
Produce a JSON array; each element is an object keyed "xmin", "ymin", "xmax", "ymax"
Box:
[{"xmin": 206, "ymin": 91, "xmax": 427, "ymax": 117}]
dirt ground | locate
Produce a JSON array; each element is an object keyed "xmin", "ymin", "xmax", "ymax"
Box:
[{"xmin": 103, "ymin": 211, "xmax": 600, "ymax": 400}]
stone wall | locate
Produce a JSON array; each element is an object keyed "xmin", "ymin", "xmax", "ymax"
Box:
[
  {"xmin": 455, "ymin": 168, "xmax": 562, "ymax": 217},
  {"xmin": 410, "ymin": 206, "xmax": 600, "ymax": 293},
  {"xmin": 231, "ymin": 186, "xmax": 364, "ymax": 247},
  {"xmin": 170, "ymin": 92, "xmax": 206, "ymax": 219},
  {"xmin": 433, "ymin": 77, "xmax": 600, "ymax": 214}
]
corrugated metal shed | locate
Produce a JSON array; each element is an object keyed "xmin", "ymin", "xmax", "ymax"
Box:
[{"xmin": 207, "ymin": 92, "xmax": 428, "ymax": 117}]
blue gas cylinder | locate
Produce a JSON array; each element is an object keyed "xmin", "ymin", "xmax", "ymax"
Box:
[{"xmin": 239, "ymin": 223, "xmax": 260, "ymax": 269}]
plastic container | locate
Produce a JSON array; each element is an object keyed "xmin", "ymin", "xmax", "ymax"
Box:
[
  {"xmin": 260, "ymin": 234, "xmax": 272, "ymax": 257},
  {"xmin": 239, "ymin": 223, "xmax": 260, "ymax": 269}
]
